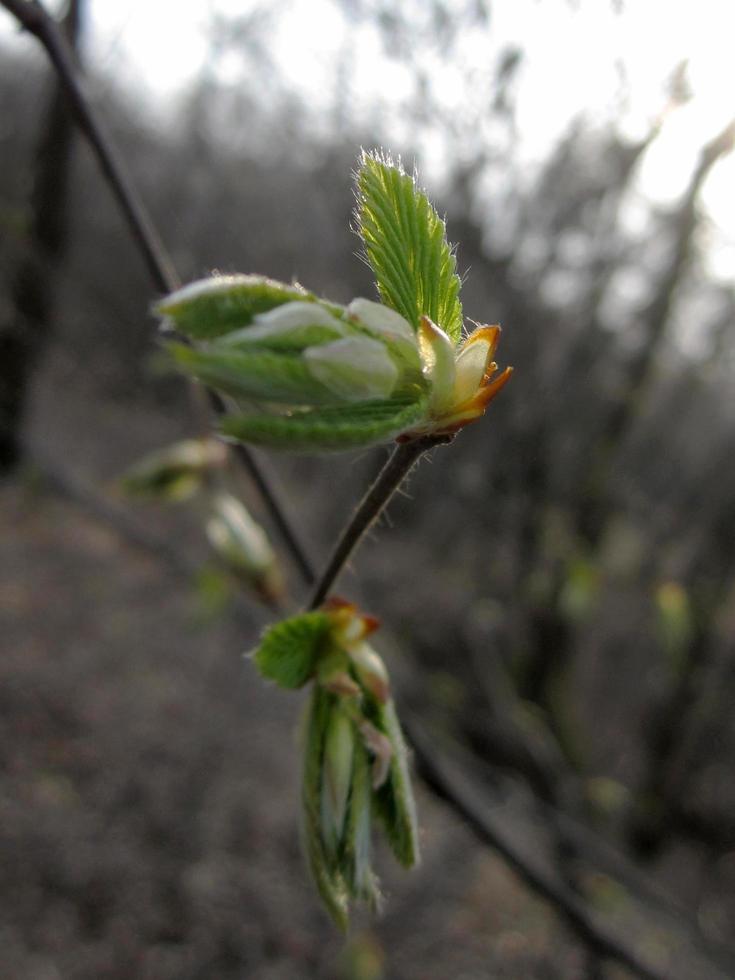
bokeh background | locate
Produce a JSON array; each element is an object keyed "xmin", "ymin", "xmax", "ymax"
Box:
[{"xmin": 2, "ymin": 1, "xmax": 735, "ymax": 977}]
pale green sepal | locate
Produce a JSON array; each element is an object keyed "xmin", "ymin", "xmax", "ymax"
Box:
[
  {"xmin": 154, "ymin": 275, "xmax": 317, "ymax": 339},
  {"xmin": 167, "ymin": 343, "xmax": 340, "ymax": 406},
  {"xmin": 302, "ymin": 687, "xmax": 350, "ymax": 930},
  {"xmin": 371, "ymin": 699, "xmax": 420, "ymax": 868},
  {"xmin": 219, "ymin": 393, "xmax": 430, "ymax": 453},
  {"xmin": 304, "ymin": 337, "xmax": 399, "ymax": 402},
  {"xmin": 253, "ymin": 611, "xmax": 331, "ymax": 689},
  {"xmin": 356, "ymin": 152, "xmax": 464, "ymax": 343}
]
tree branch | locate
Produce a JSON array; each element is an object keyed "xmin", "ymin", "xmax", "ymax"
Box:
[{"xmin": 0, "ymin": 0, "xmax": 316, "ymax": 585}]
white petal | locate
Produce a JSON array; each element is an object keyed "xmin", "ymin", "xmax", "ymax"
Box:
[
  {"xmin": 304, "ymin": 337, "xmax": 399, "ymax": 401},
  {"xmin": 418, "ymin": 317, "xmax": 456, "ymax": 414},
  {"xmin": 453, "ymin": 338, "xmax": 490, "ymax": 404},
  {"xmin": 347, "ymin": 298, "xmax": 415, "ymax": 342},
  {"xmin": 347, "ymin": 298, "xmax": 421, "ymax": 373}
]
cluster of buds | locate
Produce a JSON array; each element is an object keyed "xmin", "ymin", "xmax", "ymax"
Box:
[
  {"xmin": 252, "ymin": 598, "xmax": 419, "ymax": 927},
  {"xmin": 155, "ymin": 275, "xmax": 511, "ymax": 453}
]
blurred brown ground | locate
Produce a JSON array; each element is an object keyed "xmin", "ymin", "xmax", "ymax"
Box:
[{"xmin": 0, "ymin": 349, "xmax": 589, "ymax": 980}]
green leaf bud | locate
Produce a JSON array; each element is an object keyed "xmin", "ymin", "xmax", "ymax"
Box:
[
  {"xmin": 154, "ymin": 274, "xmax": 325, "ymax": 339},
  {"xmin": 206, "ymin": 492, "xmax": 283, "ymax": 602},
  {"xmin": 120, "ymin": 437, "xmax": 226, "ymax": 501}
]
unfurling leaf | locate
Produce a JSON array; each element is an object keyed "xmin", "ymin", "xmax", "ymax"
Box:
[
  {"xmin": 302, "ymin": 687, "xmax": 349, "ymax": 930},
  {"xmin": 253, "ymin": 611, "xmax": 331, "ymax": 689},
  {"xmin": 370, "ymin": 699, "xmax": 420, "ymax": 868},
  {"xmin": 220, "ymin": 393, "xmax": 429, "ymax": 453},
  {"xmin": 355, "ymin": 150, "xmax": 463, "ymax": 343}
]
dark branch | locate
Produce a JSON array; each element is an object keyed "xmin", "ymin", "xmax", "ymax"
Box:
[
  {"xmin": 308, "ymin": 434, "xmax": 450, "ymax": 609},
  {"xmin": 0, "ymin": 0, "xmax": 316, "ymax": 585}
]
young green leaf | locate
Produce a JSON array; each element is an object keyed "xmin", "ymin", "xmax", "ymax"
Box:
[
  {"xmin": 342, "ymin": 740, "xmax": 381, "ymax": 908},
  {"xmin": 167, "ymin": 343, "xmax": 340, "ymax": 406},
  {"xmin": 253, "ymin": 611, "xmax": 331, "ymax": 689},
  {"xmin": 356, "ymin": 151, "xmax": 464, "ymax": 344},
  {"xmin": 220, "ymin": 392, "xmax": 430, "ymax": 453}
]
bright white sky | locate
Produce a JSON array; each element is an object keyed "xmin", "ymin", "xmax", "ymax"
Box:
[{"xmin": 1, "ymin": 0, "xmax": 734, "ymax": 281}]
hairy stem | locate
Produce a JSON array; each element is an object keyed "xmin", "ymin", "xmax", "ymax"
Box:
[
  {"xmin": 309, "ymin": 434, "xmax": 450, "ymax": 609},
  {"xmin": 1, "ymin": 0, "xmax": 315, "ymax": 584}
]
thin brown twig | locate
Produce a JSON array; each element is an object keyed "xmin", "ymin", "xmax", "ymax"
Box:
[
  {"xmin": 308, "ymin": 434, "xmax": 450, "ymax": 609},
  {"xmin": 1, "ymin": 0, "xmax": 316, "ymax": 585}
]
